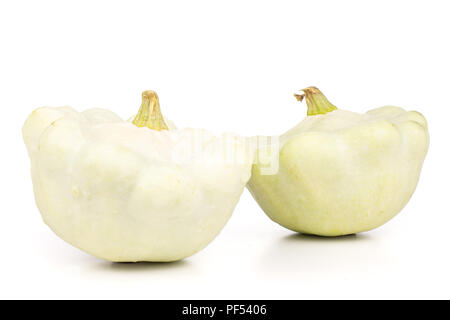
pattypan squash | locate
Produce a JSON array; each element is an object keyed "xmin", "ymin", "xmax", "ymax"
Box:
[
  {"xmin": 23, "ymin": 91, "xmax": 253, "ymax": 262},
  {"xmin": 248, "ymin": 87, "xmax": 429, "ymax": 236}
]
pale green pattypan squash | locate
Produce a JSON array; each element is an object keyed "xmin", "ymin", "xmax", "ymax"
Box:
[
  {"xmin": 248, "ymin": 87, "xmax": 429, "ymax": 236},
  {"xmin": 23, "ymin": 91, "xmax": 253, "ymax": 262}
]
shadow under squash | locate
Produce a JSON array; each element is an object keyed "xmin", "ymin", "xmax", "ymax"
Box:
[
  {"xmin": 282, "ymin": 232, "xmax": 370, "ymax": 243},
  {"xmin": 95, "ymin": 259, "xmax": 191, "ymax": 272}
]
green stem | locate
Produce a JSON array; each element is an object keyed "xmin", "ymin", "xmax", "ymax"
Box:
[
  {"xmin": 132, "ymin": 90, "xmax": 168, "ymax": 131},
  {"xmin": 294, "ymin": 86, "xmax": 337, "ymax": 116}
]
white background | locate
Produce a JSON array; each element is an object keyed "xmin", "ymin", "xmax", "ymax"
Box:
[{"xmin": 1, "ymin": 0, "xmax": 449, "ymax": 299}]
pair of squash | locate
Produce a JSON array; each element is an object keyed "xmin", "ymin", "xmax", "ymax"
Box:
[{"xmin": 22, "ymin": 87, "xmax": 428, "ymax": 262}]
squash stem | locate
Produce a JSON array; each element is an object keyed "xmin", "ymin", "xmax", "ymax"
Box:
[
  {"xmin": 132, "ymin": 91, "xmax": 168, "ymax": 131},
  {"xmin": 294, "ymin": 87, "xmax": 337, "ymax": 116}
]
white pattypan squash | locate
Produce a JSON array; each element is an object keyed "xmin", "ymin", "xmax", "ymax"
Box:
[
  {"xmin": 23, "ymin": 91, "xmax": 253, "ymax": 262},
  {"xmin": 248, "ymin": 87, "xmax": 429, "ymax": 236}
]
